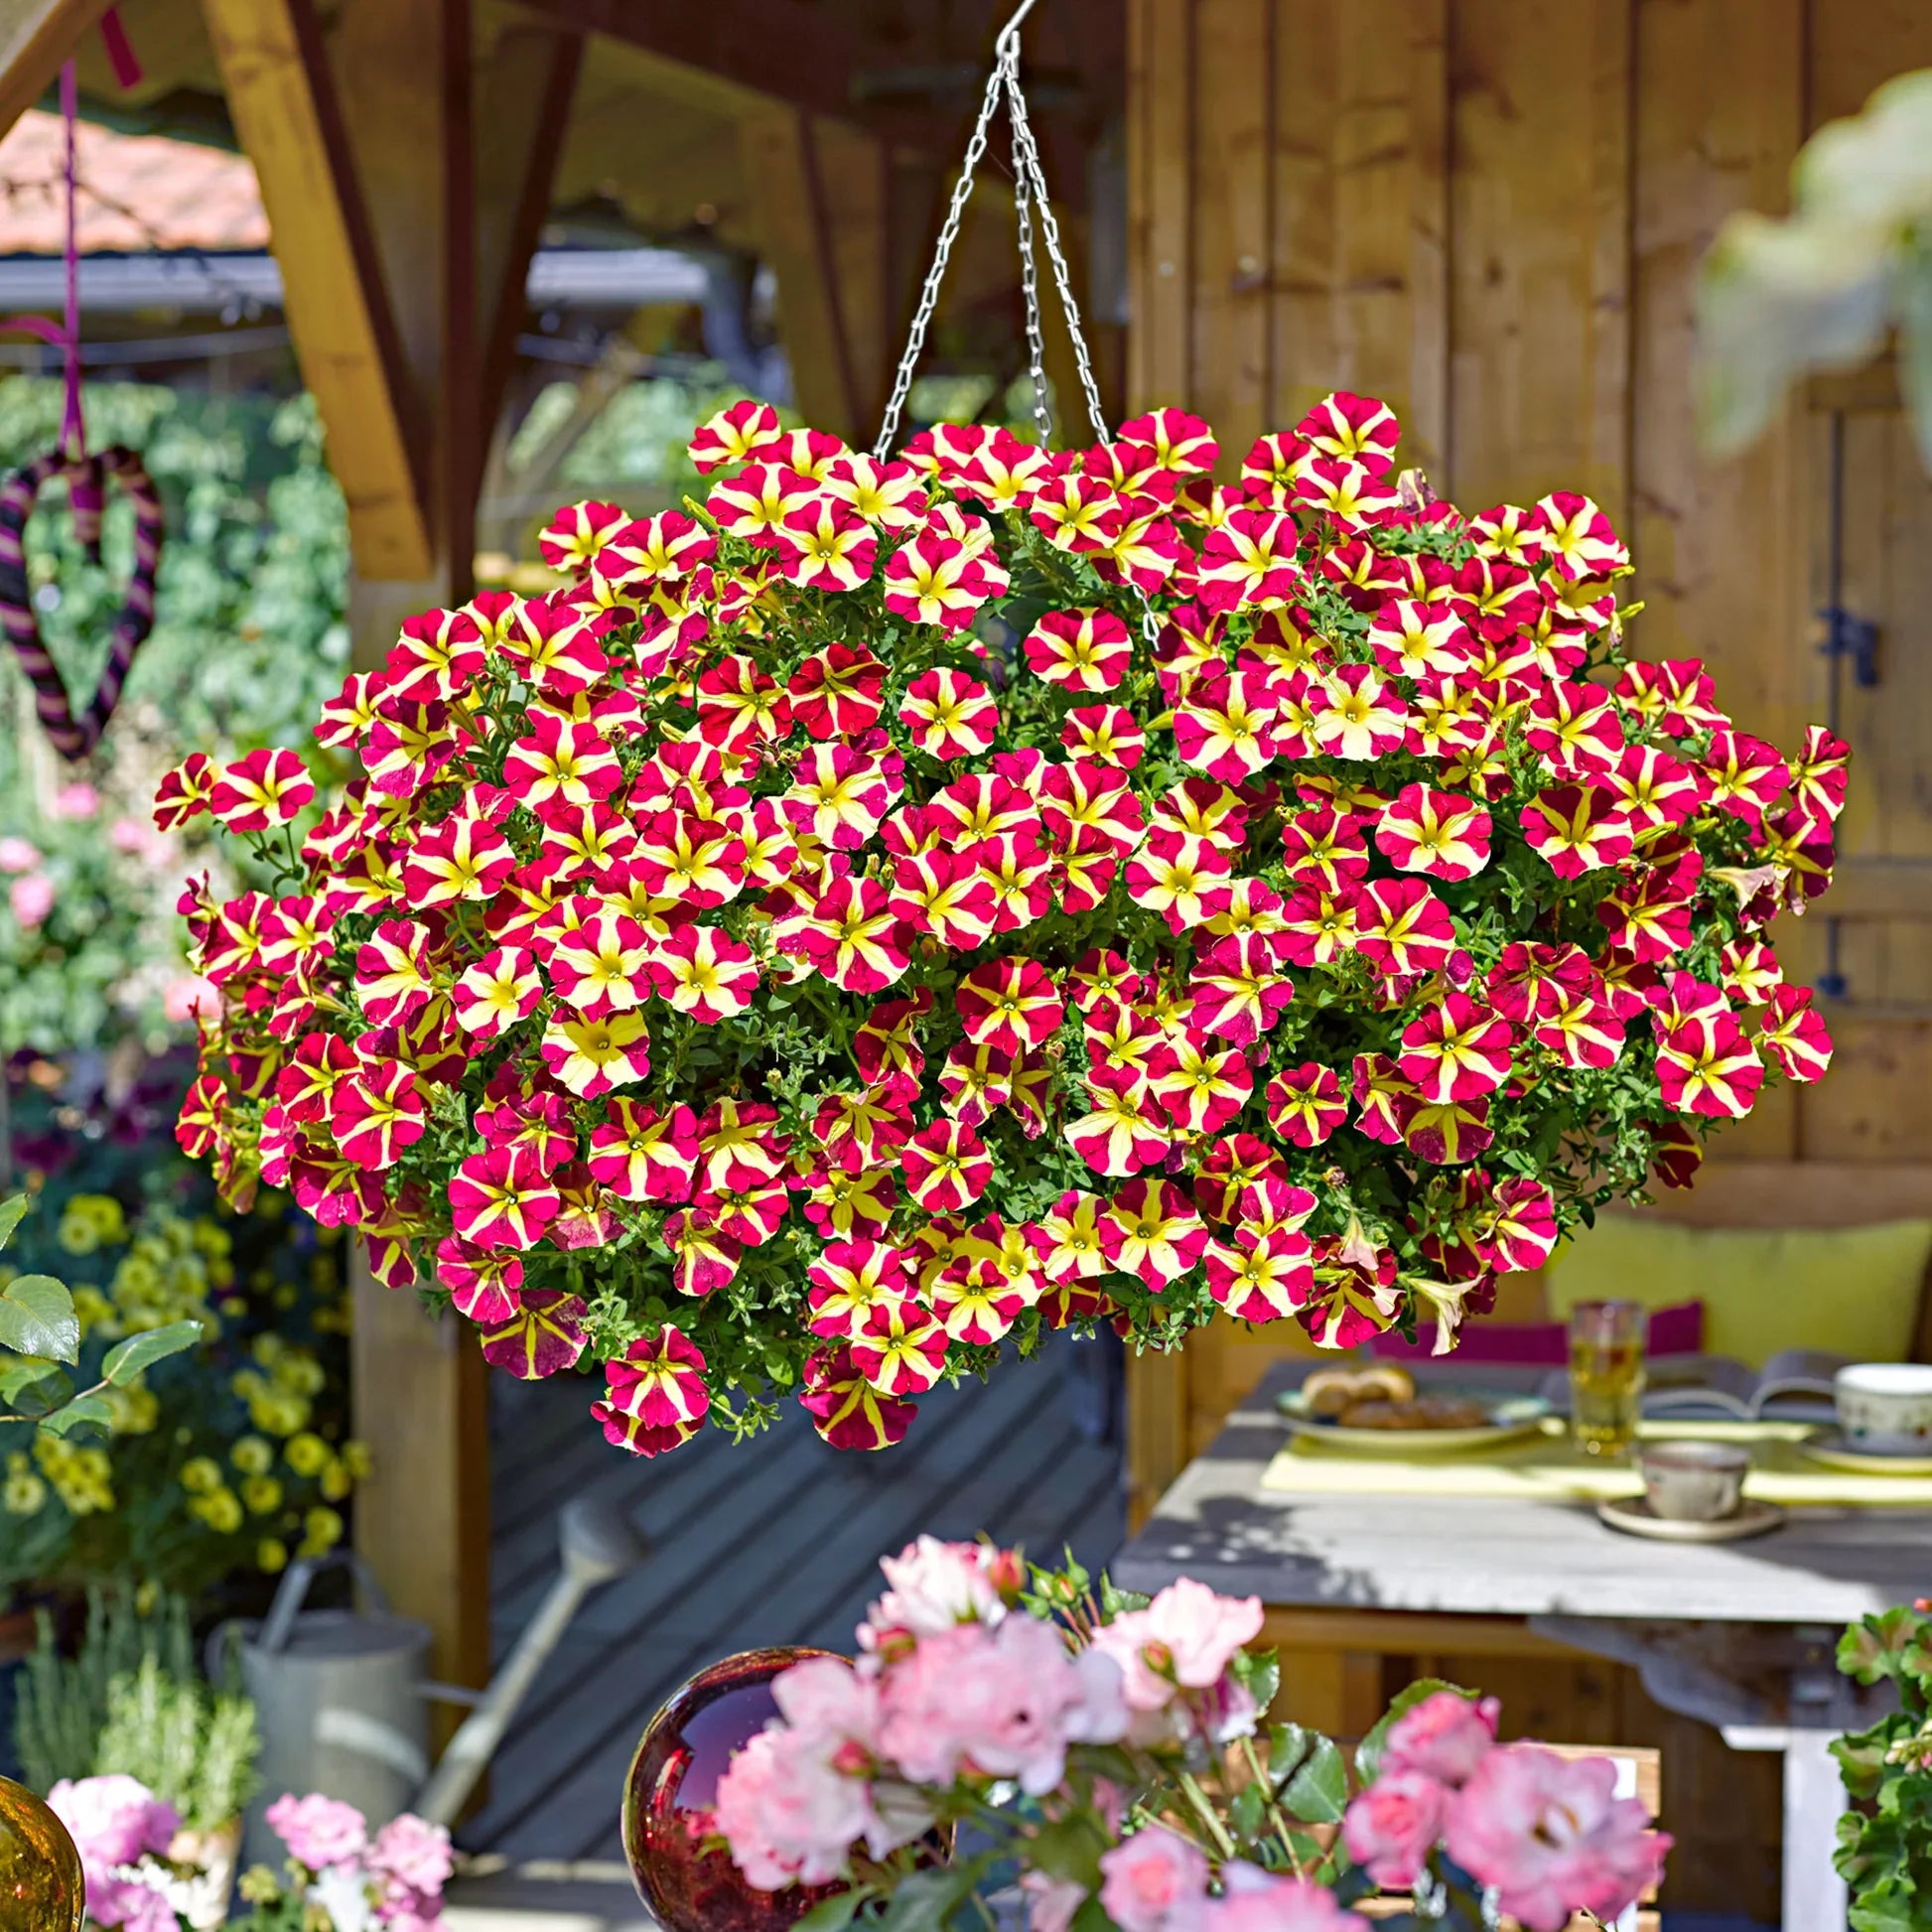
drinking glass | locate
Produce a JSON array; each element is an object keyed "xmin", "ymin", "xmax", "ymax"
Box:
[{"xmin": 1569, "ymin": 1300, "xmax": 1646, "ymax": 1456}]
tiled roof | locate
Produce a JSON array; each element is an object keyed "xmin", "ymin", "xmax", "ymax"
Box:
[{"xmin": 0, "ymin": 109, "xmax": 266, "ymax": 255}]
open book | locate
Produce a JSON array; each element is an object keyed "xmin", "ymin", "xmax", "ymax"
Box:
[{"xmin": 1536, "ymin": 1348, "xmax": 1846, "ymax": 1424}]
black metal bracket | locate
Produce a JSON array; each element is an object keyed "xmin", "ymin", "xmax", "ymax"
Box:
[{"xmin": 1818, "ymin": 605, "xmax": 1880, "ymax": 688}]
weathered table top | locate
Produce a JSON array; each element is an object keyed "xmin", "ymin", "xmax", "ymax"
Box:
[{"xmin": 1112, "ymin": 1362, "xmax": 1932, "ymax": 1625}]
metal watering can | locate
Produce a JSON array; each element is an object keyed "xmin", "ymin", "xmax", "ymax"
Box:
[{"xmin": 213, "ymin": 1499, "xmax": 648, "ymax": 1864}]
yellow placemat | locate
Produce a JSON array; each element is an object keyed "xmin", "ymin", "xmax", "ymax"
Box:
[{"xmin": 1260, "ymin": 1419, "xmax": 1932, "ymax": 1507}]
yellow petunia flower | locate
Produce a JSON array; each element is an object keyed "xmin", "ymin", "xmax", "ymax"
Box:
[
  {"xmin": 181, "ymin": 1455, "xmax": 223, "ymax": 1494},
  {"xmin": 256, "ymin": 1538, "xmax": 289, "ymax": 1575},
  {"xmin": 190, "ymin": 1487, "xmax": 245, "ymax": 1534},
  {"xmin": 241, "ymin": 1474, "xmax": 284, "ymax": 1516},
  {"xmin": 298, "ymin": 1506, "xmax": 344, "ymax": 1558},
  {"xmin": 284, "ymin": 1432, "xmax": 330, "ymax": 1478},
  {"xmin": 231, "ymin": 1436, "xmax": 274, "ymax": 1476}
]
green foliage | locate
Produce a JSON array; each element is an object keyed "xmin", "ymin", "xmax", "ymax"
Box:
[
  {"xmin": 0, "ymin": 1192, "xmax": 199, "ymax": 1443},
  {"xmin": 0, "ymin": 378, "xmax": 349, "ymax": 1060},
  {"xmin": 1836, "ymin": 1602, "xmax": 1932, "ymax": 1928},
  {"xmin": 13, "ymin": 1586, "xmax": 196, "ymax": 1792},
  {"xmin": 93, "ymin": 1651, "xmax": 259, "ymax": 1834},
  {"xmin": 0, "ymin": 1179, "xmax": 356, "ymax": 1598}
]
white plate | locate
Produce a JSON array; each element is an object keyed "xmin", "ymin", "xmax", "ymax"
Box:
[
  {"xmin": 1277, "ymin": 1389, "xmax": 1552, "ymax": 1455},
  {"xmin": 1799, "ymin": 1432, "xmax": 1932, "ymax": 1477},
  {"xmin": 1597, "ymin": 1495, "xmax": 1786, "ymax": 1542}
]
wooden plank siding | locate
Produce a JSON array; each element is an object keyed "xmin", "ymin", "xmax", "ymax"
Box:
[
  {"xmin": 464, "ymin": 1339, "xmax": 1125, "ymax": 1863},
  {"xmin": 1124, "ymin": 4, "xmax": 1932, "ymax": 1914}
]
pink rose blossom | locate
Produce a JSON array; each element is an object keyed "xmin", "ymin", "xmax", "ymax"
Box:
[
  {"xmin": 1022, "ymin": 1868, "xmax": 1090, "ymax": 1932},
  {"xmin": 1204, "ymin": 1863, "xmax": 1367, "ymax": 1932},
  {"xmin": 11, "ymin": 872, "xmax": 55, "ymax": 927},
  {"xmin": 772, "ymin": 1653, "xmax": 883, "ymax": 1749},
  {"xmin": 0, "ymin": 835, "xmax": 40, "ymax": 873},
  {"xmin": 1341, "ymin": 1768, "xmax": 1447, "ymax": 1886},
  {"xmin": 860, "ymin": 1535, "xmax": 1014, "ymax": 1644},
  {"xmin": 369, "ymin": 1813, "xmax": 454, "ymax": 1896},
  {"xmin": 265, "ymin": 1790, "xmax": 370, "ymax": 1870},
  {"xmin": 1098, "ymin": 1824, "xmax": 1210, "ymax": 1932},
  {"xmin": 46, "ymin": 1774, "xmax": 180, "ymax": 1868},
  {"xmin": 1380, "ymin": 1689, "xmax": 1499, "ymax": 1787},
  {"xmin": 163, "ymin": 974, "xmax": 217, "ymax": 1023},
  {"xmin": 714, "ymin": 1724, "xmax": 877, "ymax": 1890},
  {"xmin": 1445, "ymin": 1744, "xmax": 1668, "ymax": 1932},
  {"xmin": 1086, "ymin": 1579, "xmax": 1263, "ymax": 1745},
  {"xmin": 877, "ymin": 1613, "xmax": 1126, "ymax": 1795},
  {"xmin": 52, "ymin": 780, "xmax": 99, "ymax": 818}
]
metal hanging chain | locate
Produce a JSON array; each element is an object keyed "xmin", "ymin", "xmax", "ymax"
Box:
[
  {"xmin": 871, "ymin": 47, "xmax": 1011, "ymax": 460},
  {"xmin": 1004, "ymin": 54, "xmax": 1109, "ymax": 446},
  {"xmin": 1008, "ymin": 44, "xmax": 1053, "ymax": 448}
]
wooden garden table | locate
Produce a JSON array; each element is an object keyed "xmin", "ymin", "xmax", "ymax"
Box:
[{"xmin": 1113, "ymin": 1360, "xmax": 1927, "ymax": 1932}]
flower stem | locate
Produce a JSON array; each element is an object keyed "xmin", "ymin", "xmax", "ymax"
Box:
[
  {"xmin": 1239, "ymin": 1735, "xmax": 1304, "ymax": 1876},
  {"xmin": 1174, "ymin": 1768, "xmax": 1237, "ymax": 1863}
]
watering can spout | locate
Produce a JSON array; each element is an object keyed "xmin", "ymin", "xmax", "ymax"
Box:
[{"xmin": 559, "ymin": 1498, "xmax": 649, "ymax": 1586}]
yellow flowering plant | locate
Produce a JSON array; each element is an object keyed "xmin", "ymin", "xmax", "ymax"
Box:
[{"xmin": 0, "ymin": 1184, "xmax": 363, "ymax": 1598}]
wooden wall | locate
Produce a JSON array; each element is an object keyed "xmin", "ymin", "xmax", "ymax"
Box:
[{"xmin": 1124, "ymin": 5, "xmax": 1932, "ymax": 1912}]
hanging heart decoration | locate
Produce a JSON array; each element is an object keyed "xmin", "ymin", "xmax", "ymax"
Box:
[{"xmin": 0, "ymin": 445, "xmax": 163, "ymax": 759}]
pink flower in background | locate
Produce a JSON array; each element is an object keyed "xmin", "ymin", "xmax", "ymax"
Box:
[
  {"xmin": 46, "ymin": 1773, "xmax": 179, "ymax": 1868},
  {"xmin": 1086, "ymin": 1578, "xmax": 1263, "ymax": 1743},
  {"xmin": 861, "ymin": 1535, "xmax": 1014, "ymax": 1643},
  {"xmin": 1097, "ymin": 1824, "xmax": 1210, "ymax": 1932},
  {"xmin": 10, "ymin": 872, "xmax": 54, "ymax": 926},
  {"xmin": 713, "ymin": 1724, "xmax": 879, "ymax": 1890},
  {"xmin": 1022, "ymin": 1869, "xmax": 1090, "ymax": 1932},
  {"xmin": 771, "ymin": 1654, "xmax": 882, "ymax": 1754},
  {"xmin": 368, "ymin": 1812, "xmax": 454, "ymax": 1897},
  {"xmin": 52, "ymin": 779, "xmax": 99, "ymax": 818},
  {"xmin": 1341, "ymin": 1768, "xmax": 1447, "ymax": 1886},
  {"xmin": 0, "ymin": 835, "xmax": 40, "ymax": 872},
  {"xmin": 1380, "ymin": 1689, "xmax": 1499, "ymax": 1787},
  {"xmin": 878, "ymin": 1613, "xmax": 1126, "ymax": 1794},
  {"xmin": 265, "ymin": 1790, "xmax": 370, "ymax": 1870},
  {"xmin": 1142, "ymin": 1578, "xmax": 1263, "ymax": 1687},
  {"xmin": 1204, "ymin": 1863, "xmax": 1366, "ymax": 1932},
  {"xmin": 1445, "ymin": 1744, "xmax": 1668, "ymax": 1932},
  {"xmin": 164, "ymin": 975, "xmax": 217, "ymax": 1023},
  {"xmin": 109, "ymin": 814, "xmax": 175, "ymax": 866}
]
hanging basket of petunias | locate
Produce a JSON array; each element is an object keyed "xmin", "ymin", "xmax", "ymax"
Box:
[{"xmin": 150, "ymin": 385, "xmax": 1843, "ymax": 1459}]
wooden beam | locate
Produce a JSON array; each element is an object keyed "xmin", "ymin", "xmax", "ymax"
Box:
[
  {"xmin": 477, "ymin": 21, "xmax": 583, "ymax": 435},
  {"xmin": 738, "ymin": 105, "xmax": 888, "ymax": 445},
  {"xmin": 0, "ymin": 0, "xmax": 111, "ymax": 144},
  {"xmin": 513, "ymin": 0, "xmax": 930, "ymax": 153},
  {"xmin": 201, "ymin": 0, "xmax": 433, "ymax": 579}
]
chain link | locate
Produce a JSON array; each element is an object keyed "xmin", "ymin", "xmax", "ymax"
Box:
[
  {"xmin": 871, "ymin": 51, "xmax": 1011, "ymax": 461},
  {"xmin": 1004, "ymin": 61, "xmax": 1109, "ymax": 446},
  {"xmin": 1009, "ymin": 49, "xmax": 1053, "ymax": 448},
  {"xmin": 872, "ymin": 0, "xmax": 1111, "ymax": 458}
]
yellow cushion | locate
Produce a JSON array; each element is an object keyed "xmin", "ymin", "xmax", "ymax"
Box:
[{"xmin": 1545, "ymin": 1214, "xmax": 1932, "ymax": 1368}]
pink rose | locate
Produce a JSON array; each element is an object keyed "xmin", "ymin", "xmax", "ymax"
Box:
[
  {"xmin": 878, "ymin": 1614, "xmax": 1126, "ymax": 1795},
  {"xmin": 861, "ymin": 1535, "xmax": 1016, "ymax": 1644},
  {"xmin": 52, "ymin": 780, "xmax": 98, "ymax": 819},
  {"xmin": 368, "ymin": 1813, "xmax": 454, "ymax": 1897},
  {"xmin": 1086, "ymin": 1579, "xmax": 1262, "ymax": 1746},
  {"xmin": 46, "ymin": 1774, "xmax": 180, "ymax": 1869},
  {"xmin": 1380, "ymin": 1689, "xmax": 1499, "ymax": 1787},
  {"xmin": 1022, "ymin": 1868, "xmax": 1090, "ymax": 1932},
  {"xmin": 0, "ymin": 835, "xmax": 40, "ymax": 873},
  {"xmin": 1203, "ymin": 1863, "xmax": 1367, "ymax": 1932},
  {"xmin": 1098, "ymin": 1824, "xmax": 1210, "ymax": 1932},
  {"xmin": 1444, "ymin": 1744, "xmax": 1669, "ymax": 1932},
  {"xmin": 772, "ymin": 1653, "xmax": 883, "ymax": 1751},
  {"xmin": 163, "ymin": 975, "xmax": 217, "ymax": 1023},
  {"xmin": 83, "ymin": 1874, "xmax": 180, "ymax": 1932},
  {"xmin": 1341, "ymin": 1768, "xmax": 1446, "ymax": 1886},
  {"xmin": 11, "ymin": 872, "xmax": 55, "ymax": 927},
  {"xmin": 714, "ymin": 1725, "xmax": 876, "ymax": 1890},
  {"xmin": 265, "ymin": 1791, "xmax": 369, "ymax": 1870}
]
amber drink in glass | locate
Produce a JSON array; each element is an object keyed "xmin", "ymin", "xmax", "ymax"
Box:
[{"xmin": 1569, "ymin": 1300, "xmax": 1645, "ymax": 1455}]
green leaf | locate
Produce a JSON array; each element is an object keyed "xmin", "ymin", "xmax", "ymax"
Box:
[
  {"xmin": 1842, "ymin": 1610, "xmax": 1924, "ymax": 1686},
  {"xmin": 1355, "ymin": 1678, "xmax": 1472, "ymax": 1786},
  {"xmin": 0, "ymin": 1194, "xmax": 27, "ymax": 1251},
  {"xmin": 0, "ymin": 1275, "xmax": 78, "ymax": 1364},
  {"xmin": 1229, "ymin": 1645, "xmax": 1280, "ymax": 1716},
  {"xmin": 874, "ymin": 1863, "xmax": 983, "ymax": 1932},
  {"xmin": 1282, "ymin": 1734, "xmax": 1348, "ymax": 1826},
  {"xmin": 791, "ymin": 1889, "xmax": 872, "ymax": 1932},
  {"xmin": 37, "ymin": 1390, "xmax": 113, "ymax": 1441},
  {"xmin": 0, "ymin": 1359, "xmax": 70, "ymax": 1420},
  {"xmin": 101, "ymin": 1320, "xmax": 203, "ymax": 1386}
]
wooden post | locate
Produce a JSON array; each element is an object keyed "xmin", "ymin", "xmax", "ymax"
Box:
[{"xmin": 0, "ymin": 0, "xmax": 113, "ymax": 141}]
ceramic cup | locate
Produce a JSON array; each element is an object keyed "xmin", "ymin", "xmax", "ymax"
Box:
[
  {"xmin": 1834, "ymin": 1363, "xmax": 1932, "ymax": 1455},
  {"xmin": 1636, "ymin": 1440, "xmax": 1750, "ymax": 1522}
]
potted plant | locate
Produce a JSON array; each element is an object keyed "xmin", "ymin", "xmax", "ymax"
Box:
[{"xmin": 151, "ymin": 391, "xmax": 1843, "ymax": 1457}]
